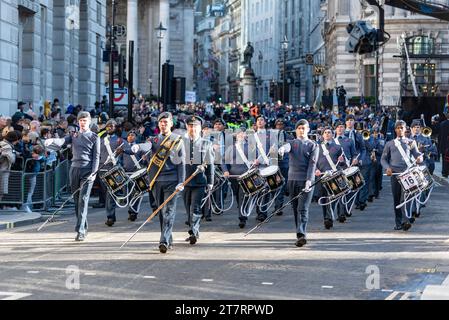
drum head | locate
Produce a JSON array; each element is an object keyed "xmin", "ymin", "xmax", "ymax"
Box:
[
  {"xmin": 343, "ymin": 167, "xmax": 358, "ymax": 175},
  {"xmin": 260, "ymin": 165, "xmax": 279, "ymax": 177},
  {"xmin": 130, "ymin": 168, "xmax": 147, "ymax": 179},
  {"xmin": 238, "ymin": 168, "xmax": 258, "ymax": 180}
]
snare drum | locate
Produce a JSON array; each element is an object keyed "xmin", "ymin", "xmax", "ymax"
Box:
[
  {"xmin": 130, "ymin": 168, "xmax": 151, "ymax": 194},
  {"xmin": 100, "ymin": 166, "xmax": 129, "ymax": 194},
  {"xmin": 321, "ymin": 171, "xmax": 350, "ymax": 198},
  {"xmin": 418, "ymin": 166, "xmax": 434, "ymax": 191},
  {"xmin": 343, "ymin": 166, "xmax": 365, "ymax": 191},
  {"xmin": 238, "ymin": 168, "xmax": 266, "ymax": 196},
  {"xmin": 259, "ymin": 165, "xmax": 285, "ymax": 192},
  {"xmin": 397, "ymin": 166, "xmax": 425, "ymax": 196}
]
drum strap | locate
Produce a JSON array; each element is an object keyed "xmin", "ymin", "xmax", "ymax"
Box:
[
  {"xmin": 104, "ymin": 136, "xmax": 117, "ymax": 166},
  {"xmin": 236, "ymin": 142, "xmax": 251, "ymax": 169},
  {"xmin": 394, "ymin": 139, "xmax": 412, "ymax": 167},
  {"xmin": 254, "ymin": 132, "xmax": 270, "ymax": 165},
  {"xmin": 147, "ymin": 134, "xmax": 182, "ymax": 190},
  {"xmin": 321, "ymin": 143, "xmax": 337, "ymax": 171},
  {"xmin": 334, "ymin": 137, "xmax": 350, "ymax": 167},
  {"xmin": 130, "ymin": 154, "xmax": 141, "ymax": 170}
]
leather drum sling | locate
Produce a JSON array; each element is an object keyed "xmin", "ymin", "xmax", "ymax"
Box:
[{"xmin": 147, "ymin": 133, "xmax": 181, "ymax": 190}]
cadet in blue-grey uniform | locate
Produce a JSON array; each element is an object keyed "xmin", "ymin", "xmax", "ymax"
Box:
[
  {"xmin": 381, "ymin": 120, "xmax": 423, "ymax": 231},
  {"xmin": 147, "ymin": 112, "xmax": 186, "ymax": 253},
  {"xmin": 222, "ymin": 127, "xmax": 257, "ymax": 229},
  {"xmin": 333, "ymin": 120, "xmax": 357, "ymax": 222},
  {"xmin": 409, "ymin": 120, "xmax": 437, "ymax": 219},
  {"xmin": 344, "ymin": 115, "xmax": 367, "ymax": 210},
  {"xmin": 278, "ymin": 119, "xmax": 319, "ymax": 247},
  {"xmin": 357, "ymin": 126, "xmax": 375, "ymax": 210},
  {"xmin": 182, "ymin": 116, "xmax": 214, "ymax": 245},
  {"xmin": 316, "ymin": 127, "xmax": 346, "ymax": 230},
  {"xmin": 45, "ymin": 111, "xmax": 100, "ymax": 241},
  {"xmin": 99, "ymin": 119, "xmax": 125, "ymax": 227},
  {"xmin": 369, "ymin": 128, "xmax": 385, "ymax": 200}
]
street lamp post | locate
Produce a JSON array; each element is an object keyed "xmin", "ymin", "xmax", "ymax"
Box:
[
  {"xmin": 155, "ymin": 22, "xmax": 167, "ymax": 111},
  {"xmin": 258, "ymin": 51, "xmax": 263, "ymax": 103},
  {"xmin": 281, "ymin": 36, "xmax": 289, "ymax": 104},
  {"xmin": 108, "ymin": 0, "xmax": 117, "ymax": 118}
]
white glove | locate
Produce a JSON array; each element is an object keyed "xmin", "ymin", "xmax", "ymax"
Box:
[
  {"xmin": 176, "ymin": 183, "xmax": 184, "ymax": 192},
  {"xmin": 207, "ymin": 184, "xmax": 214, "ymax": 191},
  {"xmin": 278, "ymin": 143, "xmax": 291, "ymax": 157},
  {"xmin": 304, "ymin": 180, "xmax": 312, "ymax": 192},
  {"xmin": 44, "ymin": 139, "xmax": 54, "ymax": 147}
]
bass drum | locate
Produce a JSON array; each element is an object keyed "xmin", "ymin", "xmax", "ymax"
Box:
[{"xmin": 259, "ymin": 165, "xmax": 284, "ymax": 192}]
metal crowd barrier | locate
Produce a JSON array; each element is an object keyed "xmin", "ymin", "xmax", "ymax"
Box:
[{"xmin": 0, "ymin": 148, "xmax": 71, "ymax": 211}]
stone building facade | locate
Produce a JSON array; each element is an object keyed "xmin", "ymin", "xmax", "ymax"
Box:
[
  {"xmin": 111, "ymin": 0, "xmax": 195, "ymax": 97},
  {"xmin": 0, "ymin": 0, "xmax": 107, "ymax": 116}
]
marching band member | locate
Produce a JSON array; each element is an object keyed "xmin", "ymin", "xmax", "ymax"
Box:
[
  {"xmin": 369, "ymin": 128, "xmax": 385, "ymax": 201},
  {"xmin": 44, "ymin": 112, "xmax": 100, "ymax": 241},
  {"xmin": 357, "ymin": 127, "xmax": 375, "ymax": 210},
  {"xmin": 182, "ymin": 116, "xmax": 214, "ymax": 245},
  {"xmin": 333, "ymin": 120, "xmax": 357, "ymax": 222},
  {"xmin": 100, "ymin": 119, "xmax": 124, "ymax": 227},
  {"xmin": 381, "ymin": 120, "xmax": 423, "ymax": 231},
  {"xmin": 210, "ymin": 118, "xmax": 228, "ymax": 218},
  {"xmin": 222, "ymin": 126, "xmax": 256, "ymax": 229},
  {"xmin": 316, "ymin": 127, "xmax": 346, "ymax": 230},
  {"xmin": 278, "ymin": 119, "xmax": 319, "ymax": 247},
  {"xmin": 273, "ymin": 119, "xmax": 292, "ymax": 216},
  {"xmin": 344, "ymin": 115, "xmax": 367, "ymax": 210},
  {"xmin": 147, "ymin": 112, "xmax": 186, "ymax": 253},
  {"xmin": 410, "ymin": 120, "xmax": 437, "ymax": 219}
]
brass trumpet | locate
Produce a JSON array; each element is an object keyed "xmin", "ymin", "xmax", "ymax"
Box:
[
  {"xmin": 362, "ymin": 130, "xmax": 371, "ymax": 140},
  {"xmin": 422, "ymin": 127, "xmax": 432, "ymax": 138}
]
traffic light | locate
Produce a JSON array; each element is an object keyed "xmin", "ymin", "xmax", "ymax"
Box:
[{"xmin": 345, "ymin": 21, "xmax": 378, "ymax": 54}]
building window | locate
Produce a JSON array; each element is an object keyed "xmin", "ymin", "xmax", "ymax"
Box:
[
  {"xmin": 97, "ymin": 1, "xmax": 102, "ymax": 25},
  {"xmin": 364, "ymin": 65, "xmax": 376, "ymax": 97},
  {"xmin": 407, "ymin": 36, "xmax": 435, "ymax": 55},
  {"xmin": 408, "ymin": 63, "xmax": 436, "ymax": 88}
]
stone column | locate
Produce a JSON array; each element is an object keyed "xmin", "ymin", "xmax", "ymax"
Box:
[
  {"xmin": 127, "ymin": 0, "xmax": 138, "ymax": 91},
  {"xmin": 242, "ymin": 68, "xmax": 256, "ymax": 103}
]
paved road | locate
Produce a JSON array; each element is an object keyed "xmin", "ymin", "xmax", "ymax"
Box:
[{"xmin": 0, "ymin": 177, "xmax": 448, "ymax": 300}]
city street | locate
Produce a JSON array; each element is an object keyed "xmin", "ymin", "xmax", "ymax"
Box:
[{"xmin": 0, "ymin": 176, "xmax": 448, "ymax": 300}]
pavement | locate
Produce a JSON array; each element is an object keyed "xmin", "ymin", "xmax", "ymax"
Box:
[{"xmin": 0, "ymin": 173, "xmax": 448, "ymax": 300}]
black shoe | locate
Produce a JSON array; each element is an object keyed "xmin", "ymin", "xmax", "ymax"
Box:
[
  {"xmin": 409, "ymin": 217, "xmax": 416, "ymax": 224},
  {"xmin": 105, "ymin": 218, "xmax": 115, "ymax": 227},
  {"xmin": 239, "ymin": 222, "xmax": 246, "ymax": 229},
  {"xmin": 295, "ymin": 237, "xmax": 307, "ymax": 247},
  {"xmin": 368, "ymin": 196, "xmax": 374, "ymax": 203},
  {"xmin": 345, "ymin": 212, "xmax": 352, "ymax": 217},
  {"xmin": 159, "ymin": 243, "xmax": 168, "ymax": 253},
  {"xmin": 189, "ymin": 235, "xmax": 197, "ymax": 245},
  {"xmin": 92, "ymin": 203, "xmax": 105, "ymax": 208},
  {"xmin": 275, "ymin": 211, "xmax": 283, "ymax": 216},
  {"xmin": 360, "ymin": 204, "xmax": 367, "ymax": 211},
  {"xmin": 415, "ymin": 212, "xmax": 421, "ymax": 218},
  {"xmin": 256, "ymin": 215, "xmax": 266, "ymax": 222},
  {"xmin": 324, "ymin": 220, "xmax": 333, "ymax": 230},
  {"xmin": 128, "ymin": 213, "xmax": 137, "ymax": 222},
  {"xmin": 402, "ymin": 222, "xmax": 412, "ymax": 231},
  {"xmin": 394, "ymin": 225, "xmax": 403, "ymax": 231},
  {"xmin": 185, "ymin": 220, "xmax": 190, "ymax": 226},
  {"xmin": 338, "ymin": 216, "xmax": 346, "ymax": 223},
  {"xmin": 75, "ymin": 233, "xmax": 85, "ymax": 241},
  {"xmin": 205, "ymin": 217, "xmax": 212, "ymax": 222}
]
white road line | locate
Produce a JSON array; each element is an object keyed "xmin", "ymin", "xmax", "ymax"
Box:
[
  {"xmin": 261, "ymin": 282, "xmax": 273, "ymax": 285},
  {"xmin": 0, "ymin": 292, "xmax": 32, "ymax": 300},
  {"xmin": 321, "ymin": 286, "xmax": 333, "ymax": 289},
  {"xmin": 27, "ymin": 271, "xmax": 40, "ymax": 274},
  {"xmin": 381, "ymin": 289, "xmax": 394, "ymax": 293},
  {"xmin": 84, "ymin": 273, "xmax": 96, "ymax": 276},
  {"xmin": 385, "ymin": 291, "xmax": 400, "ymax": 300},
  {"xmin": 442, "ymin": 275, "xmax": 449, "ymax": 286},
  {"xmin": 144, "ymin": 276, "xmax": 156, "ymax": 279},
  {"xmin": 399, "ymin": 292, "xmax": 411, "ymax": 300},
  {"xmin": 202, "ymin": 279, "xmax": 214, "ymax": 282}
]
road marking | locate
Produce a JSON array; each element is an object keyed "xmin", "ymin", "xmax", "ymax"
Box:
[
  {"xmin": 84, "ymin": 273, "xmax": 96, "ymax": 276},
  {"xmin": 321, "ymin": 286, "xmax": 333, "ymax": 289},
  {"xmin": 442, "ymin": 275, "xmax": 449, "ymax": 286},
  {"xmin": 261, "ymin": 282, "xmax": 273, "ymax": 285},
  {"xmin": 144, "ymin": 276, "xmax": 156, "ymax": 279},
  {"xmin": 0, "ymin": 291, "xmax": 32, "ymax": 300},
  {"xmin": 381, "ymin": 289, "xmax": 394, "ymax": 293},
  {"xmin": 27, "ymin": 271, "xmax": 40, "ymax": 274},
  {"xmin": 385, "ymin": 291, "xmax": 400, "ymax": 300},
  {"xmin": 201, "ymin": 279, "xmax": 214, "ymax": 282},
  {"xmin": 399, "ymin": 292, "xmax": 411, "ymax": 300}
]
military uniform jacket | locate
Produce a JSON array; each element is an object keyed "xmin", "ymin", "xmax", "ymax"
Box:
[
  {"xmin": 223, "ymin": 141, "xmax": 253, "ymax": 176},
  {"xmin": 285, "ymin": 138, "xmax": 319, "ymax": 182},
  {"xmin": 99, "ymin": 133, "xmax": 123, "ymax": 170},
  {"xmin": 334, "ymin": 135, "xmax": 356, "ymax": 166},
  {"xmin": 122, "ymin": 141, "xmax": 147, "ymax": 172},
  {"xmin": 316, "ymin": 141, "xmax": 345, "ymax": 173},
  {"xmin": 411, "ymin": 134, "xmax": 437, "ymax": 165},
  {"xmin": 183, "ymin": 135, "xmax": 214, "ymax": 187},
  {"xmin": 381, "ymin": 137, "xmax": 422, "ymax": 173},
  {"xmin": 344, "ymin": 129, "xmax": 366, "ymax": 162}
]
